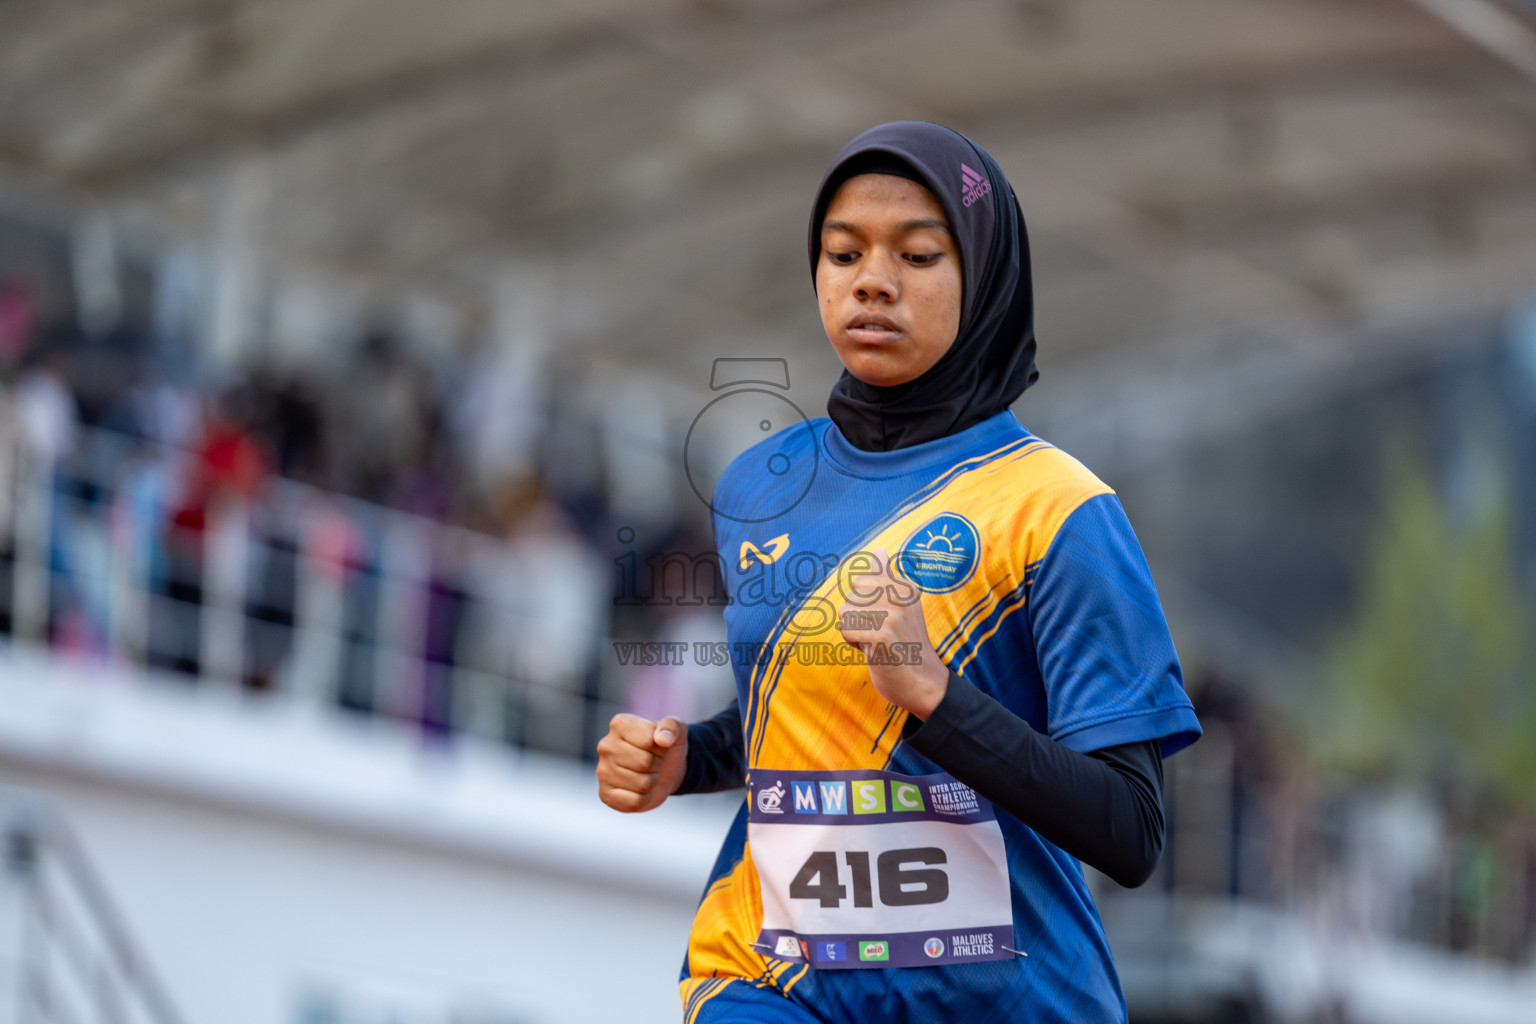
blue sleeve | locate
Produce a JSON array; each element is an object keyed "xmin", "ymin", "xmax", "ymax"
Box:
[{"xmin": 1028, "ymin": 493, "xmax": 1201, "ymax": 757}]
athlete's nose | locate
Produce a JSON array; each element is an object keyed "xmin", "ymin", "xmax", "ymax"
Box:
[{"xmin": 852, "ymin": 249, "xmax": 900, "ymax": 303}]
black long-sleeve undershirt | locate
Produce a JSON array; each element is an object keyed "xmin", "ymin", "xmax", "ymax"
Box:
[
  {"xmin": 901, "ymin": 672, "xmax": 1165, "ymax": 888},
  {"xmin": 676, "ymin": 699, "xmax": 749, "ymax": 796},
  {"xmin": 675, "ymin": 673, "xmax": 1166, "ymax": 889}
]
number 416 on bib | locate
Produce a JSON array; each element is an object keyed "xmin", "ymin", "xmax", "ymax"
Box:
[{"xmin": 790, "ymin": 847, "xmax": 949, "ymax": 908}]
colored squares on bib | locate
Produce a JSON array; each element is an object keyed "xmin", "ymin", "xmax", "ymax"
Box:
[
  {"xmin": 891, "ymin": 781, "xmax": 925, "ymax": 812},
  {"xmin": 816, "ymin": 942, "xmax": 846, "ymax": 963},
  {"xmin": 852, "ymin": 780, "xmax": 887, "ymax": 814},
  {"xmin": 751, "ymin": 773, "xmax": 992, "ymax": 825},
  {"xmin": 859, "ymin": 941, "xmax": 890, "ymax": 962}
]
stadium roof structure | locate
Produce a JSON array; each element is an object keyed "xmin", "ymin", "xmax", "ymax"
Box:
[{"xmin": 0, "ymin": 0, "xmax": 1533, "ymax": 380}]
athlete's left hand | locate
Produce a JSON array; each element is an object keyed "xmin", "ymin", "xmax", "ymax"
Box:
[{"xmin": 835, "ymin": 546, "xmax": 950, "ymax": 720}]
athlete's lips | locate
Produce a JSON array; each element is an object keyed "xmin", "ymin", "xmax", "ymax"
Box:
[{"xmin": 845, "ymin": 312, "xmax": 903, "ymax": 343}]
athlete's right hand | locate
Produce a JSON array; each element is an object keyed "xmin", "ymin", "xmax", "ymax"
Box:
[{"xmin": 596, "ymin": 713, "xmax": 688, "ymax": 813}]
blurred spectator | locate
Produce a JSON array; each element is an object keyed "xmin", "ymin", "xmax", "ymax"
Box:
[
  {"xmin": 260, "ymin": 374, "xmax": 326, "ymax": 482},
  {"xmin": 327, "ymin": 332, "xmax": 431, "ymax": 502},
  {"xmin": 129, "ymin": 377, "xmax": 200, "ymax": 449},
  {"xmin": 498, "ymin": 478, "xmax": 605, "ymax": 759},
  {"xmin": 0, "ymin": 278, "xmax": 35, "ymax": 364},
  {"xmin": 13, "ymin": 351, "xmax": 76, "ymax": 465},
  {"xmin": 170, "ymin": 387, "xmax": 271, "ymax": 536},
  {"xmin": 417, "ymin": 545, "xmax": 469, "ymax": 740}
]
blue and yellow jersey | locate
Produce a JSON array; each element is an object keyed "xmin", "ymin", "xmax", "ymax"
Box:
[{"xmin": 682, "ymin": 409, "xmax": 1200, "ymax": 1024}]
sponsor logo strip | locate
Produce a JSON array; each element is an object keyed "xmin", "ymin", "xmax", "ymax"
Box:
[{"xmin": 756, "ymin": 928, "xmax": 1012, "ymax": 970}]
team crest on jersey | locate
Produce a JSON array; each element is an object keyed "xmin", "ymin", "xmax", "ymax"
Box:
[{"xmin": 897, "ymin": 513, "xmax": 980, "ymax": 593}]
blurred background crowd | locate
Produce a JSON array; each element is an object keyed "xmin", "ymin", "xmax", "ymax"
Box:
[
  {"xmin": 0, "ymin": 242, "xmax": 756, "ymax": 747},
  {"xmin": 0, "ymin": 2, "xmax": 1534, "ymax": 1023}
]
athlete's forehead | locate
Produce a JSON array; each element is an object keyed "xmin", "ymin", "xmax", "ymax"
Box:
[
  {"xmin": 821, "ymin": 216, "xmax": 952, "ymax": 236},
  {"xmin": 819, "ymin": 175, "xmax": 954, "ymax": 245}
]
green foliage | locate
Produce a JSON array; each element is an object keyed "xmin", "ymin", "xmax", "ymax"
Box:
[{"xmin": 1320, "ymin": 451, "xmax": 1536, "ymax": 807}]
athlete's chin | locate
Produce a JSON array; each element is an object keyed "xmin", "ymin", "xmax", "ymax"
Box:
[{"xmin": 834, "ymin": 347, "xmax": 924, "ymax": 388}]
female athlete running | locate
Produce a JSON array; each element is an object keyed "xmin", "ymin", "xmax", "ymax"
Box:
[{"xmin": 596, "ymin": 121, "xmax": 1201, "ymax": 1024}]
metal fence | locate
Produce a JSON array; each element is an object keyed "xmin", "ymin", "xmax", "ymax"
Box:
[{"xmin": 0, "ymin": 425, "xmax": 617, "ymax": 761}]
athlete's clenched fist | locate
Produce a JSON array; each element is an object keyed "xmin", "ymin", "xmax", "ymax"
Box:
[
  {"xmin": 836, "ymin": 546, "xmax": 950, "ymax": 720},
  {"xmin": 596, "ymin": 713, "xmax": 688, "ymax": 813}
]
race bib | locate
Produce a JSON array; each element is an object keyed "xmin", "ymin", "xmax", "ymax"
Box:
[{"xmin": 749, "ymin": 768, "xmax": 1014, "ymax": 970}]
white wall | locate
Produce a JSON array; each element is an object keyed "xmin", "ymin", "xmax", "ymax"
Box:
[{"xmin": 0, "ymin": 649, "xmax": 740, "ymax": 1024}]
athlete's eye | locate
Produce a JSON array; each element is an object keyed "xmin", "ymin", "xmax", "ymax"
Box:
[
  {"xmin": 825, "ymin": 251, "xmax": 859, "ymax": 266},
  {"xmin": 905, "ymin": 253, "xmax": 942, "ymax": 266}
]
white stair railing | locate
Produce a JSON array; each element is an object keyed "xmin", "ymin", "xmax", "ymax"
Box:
[{"xmin": 0, "ymin": 788, "xmax": 186, "ymax": 1024}]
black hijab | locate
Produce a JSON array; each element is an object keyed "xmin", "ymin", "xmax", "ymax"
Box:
[{"xmin": 809, "ymin": 121, "xmax": 1039, "ymax": 452}]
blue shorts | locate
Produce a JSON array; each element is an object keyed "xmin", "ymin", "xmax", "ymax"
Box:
[{"xmin": 687, "ymin": 980, "xmax": 823, "ymax": 1024}]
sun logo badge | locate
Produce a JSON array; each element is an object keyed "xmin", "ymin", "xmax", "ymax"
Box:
[{"xmin": 896, "ymin": 513, "xmax": 981, "ymax": 593}]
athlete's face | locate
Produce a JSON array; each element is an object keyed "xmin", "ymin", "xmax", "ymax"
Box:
[{"xmin": 817, "ymin": 174, "xmax": 962, "ymax": 388}]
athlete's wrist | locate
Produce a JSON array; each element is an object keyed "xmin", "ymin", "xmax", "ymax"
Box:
[
  {"xmin": 899, "ymin": 659, "xmax": 950, "ymax": 720},
  {"xmin": 661, "ymin": 734, "xmax": 689, "ymax": 798}
]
